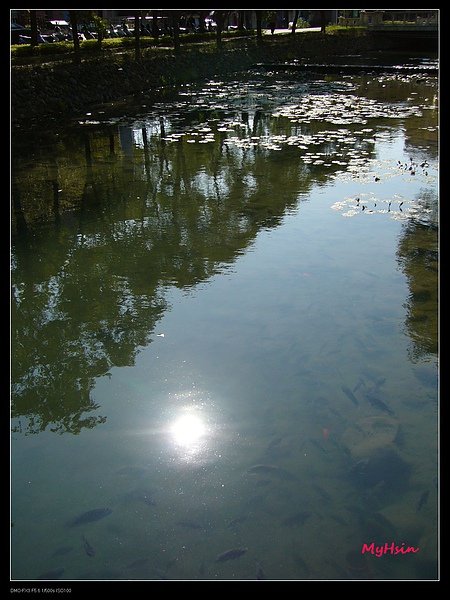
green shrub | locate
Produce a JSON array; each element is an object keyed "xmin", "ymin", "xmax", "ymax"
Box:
[
  {"xmin": 11, "ymin": 41, "xmax": 72, "ymax": 57},
  {"xmin": 297, "ymin": 18, "xmax": 310, "ymax": 28},
  {"xmin": 326, "ymin": 25, "xmax": 367, "ymax": 35},
  {"xmin": 80, "ymin": 39, "xmax": 101, "ymax": 52},
  {"xmin": 11, "ymin": 44, "xmax": 33, "ymax": 57},
  {"xmin": 37, "ymin": 41, "xmax": 72, "ymax": 54}
]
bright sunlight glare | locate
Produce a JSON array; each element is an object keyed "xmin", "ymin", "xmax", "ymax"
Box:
[{"xmin": 170, "ymin": 414, "xmax": 206, "ymax": 447}]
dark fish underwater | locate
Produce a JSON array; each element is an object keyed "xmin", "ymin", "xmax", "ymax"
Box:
[{"xmin": 68, "ymin": 507, "xmax": 112, "ymax": 526}]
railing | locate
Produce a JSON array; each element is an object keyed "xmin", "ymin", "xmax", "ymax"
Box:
[
  {"xmin": 338, "ymin": 17, "xmax": 361, "ymax": 27},
  {"xmin": 338, "ymin": 14, "xmax": 438, "ymax": 27}
]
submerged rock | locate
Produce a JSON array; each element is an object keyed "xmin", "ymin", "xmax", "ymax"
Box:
[
  {"xmin": 349, "ymin": 447, "xmax": 411, "ymax": 490},
  {"xmin": 342, "ymin": 415, "xmax": 399, "ymax": 459}
]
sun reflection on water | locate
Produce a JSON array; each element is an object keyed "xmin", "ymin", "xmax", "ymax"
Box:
[
  {"xmin": 167, "ymin": 405, "xmax": 212, "ymax": 462},
  {"xmin": 170, "ymin": 413, "xmax": 207, "ymax": 448}
]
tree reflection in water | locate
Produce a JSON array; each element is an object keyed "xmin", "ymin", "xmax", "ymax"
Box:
[
  {"xmin": 396, "ymin": 196, "xmax": 438, "ymax": 361},
  {"xmin": 11, "ymin": 114, "xmax": 320, "ymax": 435}
]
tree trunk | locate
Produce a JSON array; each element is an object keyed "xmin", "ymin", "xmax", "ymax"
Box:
[
  {"xmin": 238, "ymin": 11, "xmax": 245, "ymax": 31},
  {"xmin": 291, "ymin": 10, "xmax": 299, "ymax": 34},
  {"xmin": 320, "ymin": 10, "xmax": 327, "ymax": 33},
  {"xmin": 198, "ymin": 11, "xmax": 207, "ymax": 33},
  {"xmin": 69, "ymin": 11, "xmax": 80, "ymax": 64},
  {"xmin": 97, "ymin": 10, "xmax": 104, "ymax": 48},
  {"xmin": 215, "ymin": 11, "xmax": 225, "ymax": 49},
  {"xmin": 256, "ymin": 10, "xmax": 263, "ymax": 44},
  {"xmin": 30, "ymin": 10, "xmax": 38, "ymax": 47},
  {"xmin": 151, "ymin": 10, "xmax": 159, "ymax": 39},
  {"xmin": 171, "ymin": 12, "xmax": 180, "ymax": 53},
  {"xmin": 134, "ymin": 11, "xmax": 141, "ymax": 61},
  {"xmin": 12, "ymin": 182, "xmax": 29, "ymax": 236}
]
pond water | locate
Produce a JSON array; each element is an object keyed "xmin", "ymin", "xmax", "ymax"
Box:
[{"xmin": 11, "ymin": 60, "xmax": 438, "ymax": 582}]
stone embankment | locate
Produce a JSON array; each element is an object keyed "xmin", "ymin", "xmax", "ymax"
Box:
[{"xmin": 12, "ymin": 33, "xmax": 375, "ymax": 125}]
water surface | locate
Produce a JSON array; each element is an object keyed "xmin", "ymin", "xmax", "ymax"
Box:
[{"xmin": 11, "ymin": 64, "xmax": 438, "ymax": 581}]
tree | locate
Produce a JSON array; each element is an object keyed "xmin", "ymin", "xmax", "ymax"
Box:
[
  {"xmin": 255, "ymin": 10, "xmax": 263, "ymax": 44},
  {"xmin": 170, "ymin": 11, "xmax": 181, "ymax": 53},
  {"xmin": 92, "ymin": 12, "xmax": 108, "ymax": 48},
  {"xmin": 151, "ymin": 10, "xmax": 160, "ymax": 39},
  {"xmin": 29, "ymin": 10, "xmax": 38, "ymax": 47},
  {"xmin": 238, "ymin": 10, "xmax": 245, "ymax": 32},
  {"xmin": 291, "ymin": 10, "xmax": 299, "ymax": 34},
  {"xmin": 214, "ymin": 10, "xmax": 227, "ymax": 49},
  {"xmin": 198, "ymin": 10, "xmax": 207, "ymax": 33},
  {"xmin": 134, "ymin": 10, "xmax": 141, "ymax": 61},
  {"xmin": 266, "ymin": 10, "xmax": 277, "ymax": 35},
  {"xmin": 319, "ymin": 10, "xmax": 327, "ymax": 33},
  {"xmin": 69, "ymin": 10, "xmax": 80, "ymax": 64}
]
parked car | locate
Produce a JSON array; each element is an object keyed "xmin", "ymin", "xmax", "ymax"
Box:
[{"xmin": 11, "ymin": 23, "xmax": 31, "ymax": 44}]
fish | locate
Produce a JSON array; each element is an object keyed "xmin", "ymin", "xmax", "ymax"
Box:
[
  {"xmin": 116, "ymin": 465, "xmax": 149, "ymax": 478},
  {"xmin": 247, "ymin": 464, "xmax": 296, "ymax": 480},
  {"xmin": 119, "ymin": 488, "xmax": 156, "ymax": 506},
  {"xmin": 417, "ymin": 490, "xmax": 429, "ymax": 512},
  {"xmin": 175, "ymin": 520, "xmax": 203, "ymax": 530},
  {"xmin": 372, "ymin": 512, "xmax": 396, "ymax": 533},
  {"xmin": 373, "ymin": 377, "xmax": 386, "ymax": 391},
  {"xmin": 282, "ymin": 511, "xmax": 311, "ymax": 526},
  {"xmin": 312, "ymin": 484, "xmax": 332, "ymax": 502},
  {"xmin": 366, "ymin": 392, "xmax": 394, "ymax": 416},
  {"xmin": 255, "ymin": 561, "xmax": 266, "ymax": 580},
  {"xmin": 51, "ymin": 546, "xmax": 73, "ymax": 558},
  {"xmin": 198, "ymin": 561, "xmax": 206, "ymax": 578},
  {"xmin": 263, "ymin": 438, "xmax": 292, "ymax": 460},
  {"xmin": 215, "ymin": 547, "xmax": 248, "ymax": 562},
  {"xmin": 143, "ymin": 496, "xmax": 156, "ymax": 507},
  {"xmin": 126, "ymin": 557, "xmax": 150, "ymax": 570},
  {"xmin": 344, "ymin": 504, "xmax": 366, "ymax": 520},
  {"xmin": 324, "ymin": 558, "xmax": 348, "ymax": 578},
  {"xmin": 353, "ymin": 378, "xmax": 365, "ymax": 393},
  {"xmin": 37, "ymin": 568, "xmax": 65, "ymax": 580},
  {"xmin": 322, "ymin": 427, "xmax": 330, "ymax": 441},
  {"xmin": 82, "ymin": 535, "xmax": 95, "ymax": 557},
  {"xmin": 68, "ymin": 507, "xmax": 112, "ymax": 526},
  {"xmin": 227, "ymin": 516, "xmax": 248, "ymax": 528},
  {"xmin": 330, "ymin": 514, "xmax": 348, "ymax": 527},
  {"xmin": 292, "ymin": 551, "xmax": 310, "ymax": 575},
  {"xmin": 255, "ymin": 479, "xmax": 272, "ymax": 487},
  {"xmin": 308, "ymin": 438, "xmax": 328, "ymax": 454},
  {"xmin": 341, "ymin": 385, "xmax": 359, "ymax": 406},
  {"xmin": 266, "ymin": 436, "xmax": 283, "ymax": 450}
]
